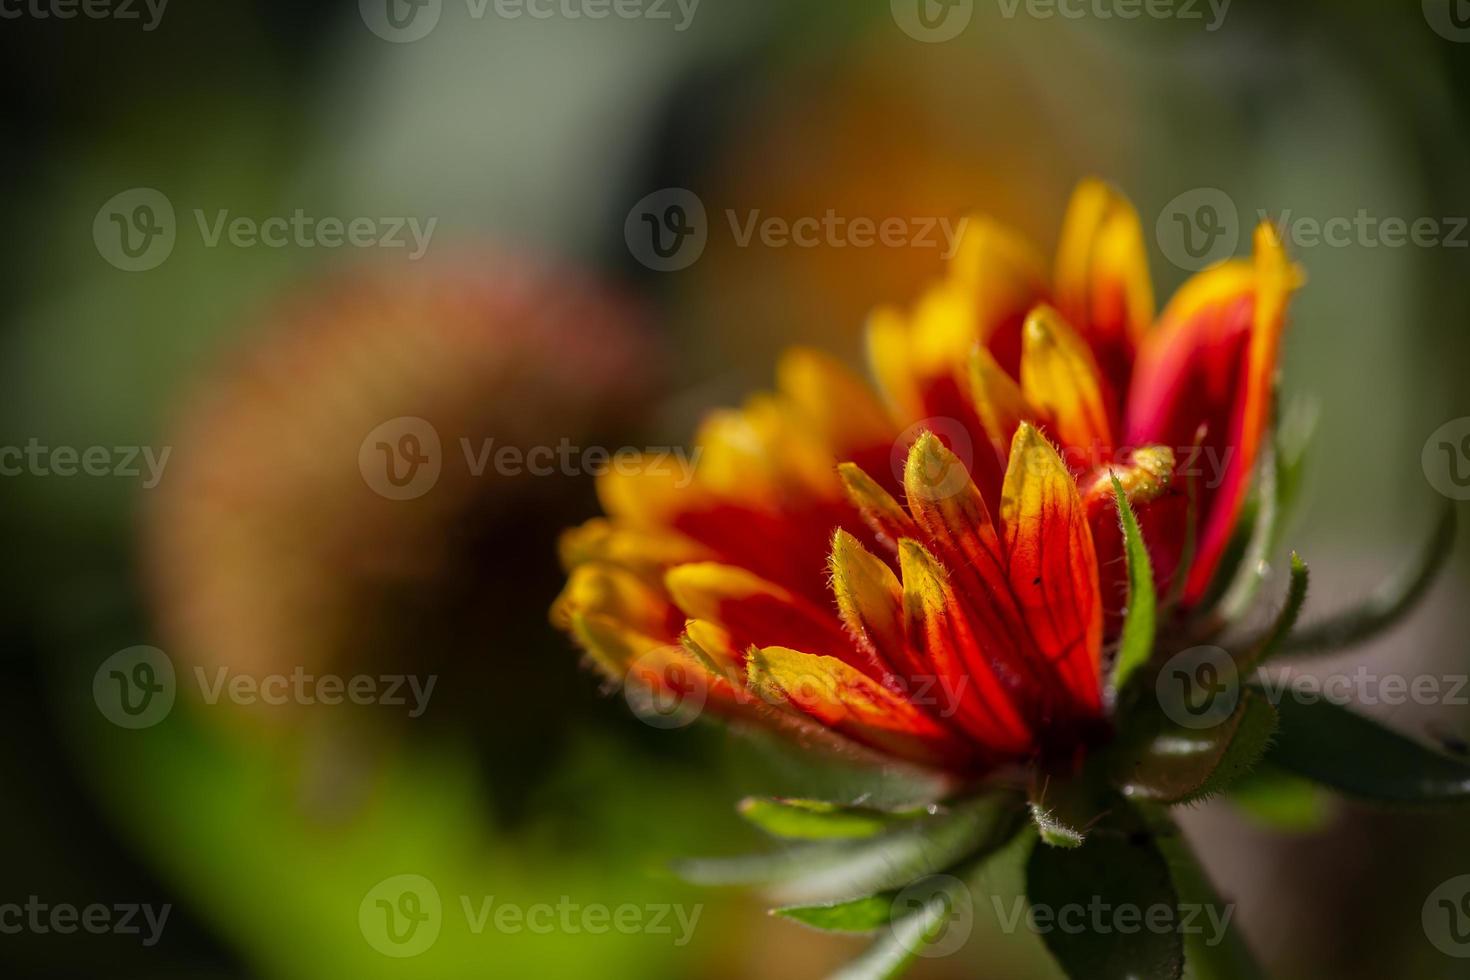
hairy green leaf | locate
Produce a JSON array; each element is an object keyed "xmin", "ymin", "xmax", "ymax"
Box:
[
  {"xmin": 1026, "ymin": 809, "xmax": 1184, "ymax": 980},
  {"xmin": 1238, "ymin": 553, "xmax": 1309, "ymax": 669},
  {"xmin": 1111, "ymin": 690, "xmax": 1279, "ymax": 805},
  {"xmin": 830, "ymin": 872, "xmax": 975, "ymax": 980}
]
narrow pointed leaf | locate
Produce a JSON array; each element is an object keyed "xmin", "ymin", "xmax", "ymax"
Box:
[
  {"xmin": 1264, "ymin": 694, "xmax": 1470, "ymax": 803},
  {"xmin": 831, "ymin": 873, "xmax": 973, "ymax": 980},
  {"xmin": 676, "ymin": 794, "xmax": 1022, "ymax": 905},
  {"xmin": 738, "ymin": 797, "xmax": 930, "ymax": 841},
  {"xmin": 1238, "ymin": 552, "xmax": 1309, "ymax": 670},
  {"xmin": 773, "ymin": 892, "xmax": 897, "ymax": 932},
  {"xmin": 1109, "ymin": 474, "xmax": 1157, "ymax": 698},
  {"xmin": 1027, "ymin": 774, "xmax": 1111, "ymax": 849},
  {"xmin": 1280, "ymin": 502, "xmax": 1454, "ymax": 656}
]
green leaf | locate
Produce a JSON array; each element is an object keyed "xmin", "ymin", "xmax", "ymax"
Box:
[
  {"xmin": 1264, "ymin": 694, "xmax": 1470, "ymax": 804},
  {"xmin": 830, "ymin": 873, "xmax": 974, "ymax": 980},
  {"xmin": 737, "ymin": 797, "xmax": 929, "ymax": 841},
  {"xmin": 1238, "ymin": 552, "xmax": 1309, "ymax": 670},
  {"xmin": 1111, "ymin": 688, "xmax": 1278, "ymax": 805},
  {"xmin": 773, "ymin": 892, "xmax": 896, "ymax": 932},
  {"xmin": 1144, "ymin": 808, "xmax": 1267, "ymax": 980},
  {"xmin": 1269, "ymin": 398, "xmax": 1318, "ymax": 554},
  {"xmin": 1026, "ymin": 808, "xmax": 1184, "ymax": 980},
  {"xmin": 1226, "ymin": 765, "xmax": 1332, "ymax": 833},
  {"xmin": 675, "ymin": 794, "xmax": 1022, "ymax": 904},
  {"xmin": 1110, "ymin": 474, "xmax": 1157, "ymax": 698},
  {"xmin": 1279, "ymin": 501, "xmax": 1455, "ymax": 656}
]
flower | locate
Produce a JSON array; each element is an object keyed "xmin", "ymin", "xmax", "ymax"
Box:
[
  {"xmin": 148, "ymin": 251, "xmax": 655, "ymax": 724},
  {"xmin": 553, "ymin": 179, "xmax": 1300, "ymax": 777}
]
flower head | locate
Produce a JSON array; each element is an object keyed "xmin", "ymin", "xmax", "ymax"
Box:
[{"xmin": 554, "ymin": 180, "xmax": 1300, "ymax": 777}]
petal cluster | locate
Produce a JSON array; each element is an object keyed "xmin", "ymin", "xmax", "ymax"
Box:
[{"xmin": 554, "ymin": 180, "xmax": 1300, "ymax": 775}]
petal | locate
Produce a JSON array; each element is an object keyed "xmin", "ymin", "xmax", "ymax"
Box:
[
  {"xmin": 829, "ymin": 529, "xmax": 907, "ymax": 673},
  {"xmin": 898, "ymin": 538, "xmax": 1034, "ymax": 755},
  {"xmin": 903, "ymin": 433, "xmax": 1052, "ymax": 700},
  {"xmin": 968, "ymin": 343, "xmax": 1031, "ymax": 459},
  {"xmin": 1054, "ymin": 178, "xmax": 1155, "ymax": 398},
  {"xmin": 665, "ymin": 562, "xmax": 861, "ymax": 668},
  {"xmin": 552, "ymin": 561, "xmax": 683, "ymax": 640},
  {"xmin": 747, "ymin": 645, "xmax": 976, "ymax": 770},
  {"xmin": 1079, "ymin": 447, "xmax": 1176, "ymax": 637},
  {"xmin": 557, "ymin": 518, "xmax": 709, "ymax": 576},
  {"xmin": 949, "ymin": 217, "xmax": 1049, "ymax": 375},
  {"xmin": 777, "ymin": 346, "xmax": 896, "ymax": 460},
  {"xmin": 1126, "ymin": 222, "xmax": 1302, "ymax": 603},
  {"xmin": 837, "ymin": 461, "xmax": 920, "ymax": 552},
  {"xmin": 1020, "ymin": 305, "xmax": 1113, "ymax": 456},
  {"xmin": 999, "ymin": 423, "xmax": 1104, "ymax": 714}
]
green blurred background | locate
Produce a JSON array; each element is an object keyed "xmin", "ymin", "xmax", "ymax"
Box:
[{"xmin": 2, "ymin": 1, "xmax": 1469, "ymax": 977}]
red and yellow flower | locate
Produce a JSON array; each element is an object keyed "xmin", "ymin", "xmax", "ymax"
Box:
[{"xmin": 553, "ymin": 180, "xmax": 1301, "ymax": 778}]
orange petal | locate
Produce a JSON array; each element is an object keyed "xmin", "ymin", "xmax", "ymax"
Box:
[
  {"xmin": 999, "ymin": 423, "xmax": 1103, "ymax": 714},
  {"xmin": 747, "ymin": 645, "xmax": 974, "ymax": 770},
  {"xmin": 552, "ymin": 562, "xmax": 682, "ymax": 639},
  {"xmin": 898, "ymin": 538, "xmax": 1033, "ymax": 755},
  {"xmin": 558, "ymin": 518, "xmax": 709, "ymax": 575},
  {"xmin": 1054, "ymin": 178, "xmax": 1154, "ymax": 360},
  {"xmin": 1020, "ymin": 305, "xmax": 1113, "ymax": 456},
  {"xmin": 948, "ymin": 217, "xmax": 1049, "ymax": 374},
  {"xmin": 665, "ymin": 562, "xmax": 859, "ymax": 668},
  {"xmin": 777, "ymin": 346, "xmax": 896, "ymax": 460},
  {"xmin": 903, "ymin": 433, "xmax": 1050, "ymax": 695},
  {"xmin": 969, "ymin": 343, "xmax": 1031, "ymax": 459},
  {"xmin": 837, "ymin": 461, "xmax": 920, "ymax": 552},
  {"xmin": 829, "ymin": 529, "xmax": 907, "ymax": 673}
]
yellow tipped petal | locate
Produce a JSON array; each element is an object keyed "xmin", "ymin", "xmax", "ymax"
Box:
[
  {"xmin": 595, "ymin": 455, "xmax": 690, "ymax": 529},
  {"xmin": 1055, "ymin": 178, "xmax": 1155, "ymax": 347},
  {"xmin": 837, "ymin": 462, "xmax": 920, "ymax": 549},
  {"xmin": 829, "ymin": 529, "xmax": 905, "ymax": 664},
  {"xmin": 557, "ymin": 518, "xmax": 708, "ymax": 575},
  {"xmin": 968, "ymin": 344, "xmax": 1030, "ymax": 457},
  {"xmin": 948, "ymin": 217, "xmax": 1048, "ymax": 345},
  {"xmin": 552, "ymin": 562, "xmax": 672, "ymax": 637},
  {"xmin": 1085, "ymin": 446, "xmax": 1175, "ymax": 510},
  {"xmin": 567, "ymin": 611, "xmax": 668, "ymax": 681},
  {"xmin": 1020, "ymin": 305, "xmax": 1113, "ymax": 452},
  {"xmin": 866, "ymin": 304, "xmax": 922, "ymax": 420},
  {"xmin": 778, "ymin": 347, "xmax": 894, "ymax": 455},
  {"xmin": 665, "ymin": 562, "xmax": 790, "ymax": 622},
  {"xmin": 999, "ymin": 423, "xmax": 1103, "ymax": 711}
]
